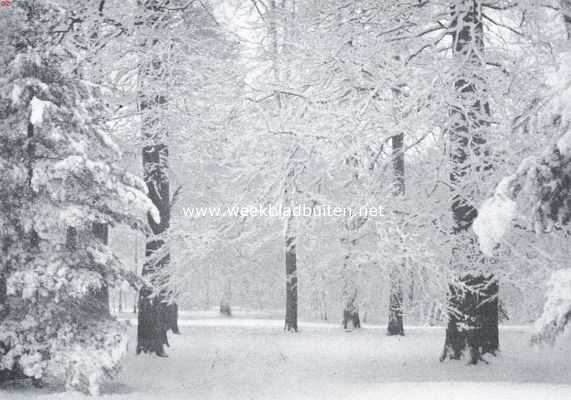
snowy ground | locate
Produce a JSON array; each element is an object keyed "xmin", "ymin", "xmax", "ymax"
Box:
[{"xmin": 2, "ymin": 312, "xmax": 571, "ymax": 400}]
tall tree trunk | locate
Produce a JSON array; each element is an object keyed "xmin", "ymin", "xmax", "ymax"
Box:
[
  {"xmin": 137, "ymin": 142, "xmax": 171, "ymax": 356},
  {"xmin": 284, "ymin": 215, "xmax": 298, "ymax": 332},
  {"xmin": 320, "ymin": 290, "xmax": 328, "ymax": 321},
  {"xmin": 387, "ymin": 133, "xmax": 405, "ymax": 336},
  {"xmin": 273, "ymin": 0, "xmax": 299, "ymax": 333},
  {"xmin": 440, "ymin": 0, "xmax": 498, "ymax": 364},
  {"xmin": 136, "ymin": 3, "xmax": 174, "ymax": 355},
  {"xmin": 135, "ymin": 0, "xmax": 181, "ymax": 355}
]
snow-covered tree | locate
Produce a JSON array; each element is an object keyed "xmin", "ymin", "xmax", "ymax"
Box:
[{"xmin": 0, "ymin": 1, "xmax": 156, "ymax": 394}]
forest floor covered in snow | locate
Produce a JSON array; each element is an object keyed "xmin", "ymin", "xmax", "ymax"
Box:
[{"xmin": 2, "ymin": 312, "xmax": 571, "ymax": 400}]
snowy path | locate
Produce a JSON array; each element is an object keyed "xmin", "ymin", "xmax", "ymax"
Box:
[{"xmin": 2, "ymin": 318, "xmax": 571, "ymax": 399}]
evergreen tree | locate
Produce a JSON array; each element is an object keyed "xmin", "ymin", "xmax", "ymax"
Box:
[{"xmin": 0, "ymin": 1, "xmax": 156, "ymax": 393}]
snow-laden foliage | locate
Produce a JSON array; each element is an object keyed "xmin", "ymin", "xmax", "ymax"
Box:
[
  {"xmin": 474, "ymin": 59, "xmax": 571, "ymax": 253},
  {"xmin": 473, "ymin": 179, "xmax": 518, "ymax": 256},
  {"xmin": 474, "ymin": 130, "xmax": 571, "ymax": 256},
  {"xmin": 0, "ymin": 1, "xmax": 156, "ymax": 394},
  {"xmin": 533, "ymin": 269, "xmax": 571, "ymax": 345},
  {"xmin": 474, "ymin": 37, "xmax": 571, "ymax": 342}
]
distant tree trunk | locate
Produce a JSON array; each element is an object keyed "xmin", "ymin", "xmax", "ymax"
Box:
[
  {"xmin": 318, "ymin": 287, "xmax": 328, "ymax": 321},
  {"xmin": 220, "ymin": 279, "xmax": 232, "ymax": 317},
  {"xmin": 427, "ymin": 302, "xmax": 442, "ymax": 326},
  {"xmin": 219, "ymin": 301, "xmax": 232, "ymax": 317},
  {"xmin": 342, "ymin": 280, "xmax": 360, "ymax": 330},
  {"xmin": 321, "ymin": 290, "xmax": 328, "ymax": 321},
  {"xmin": 440, "ymin": 0, "xmax": 498, "ymax": 364},
  {"xmin": 387, "ymin": 267, "xmax": 404, "ymax": 335},
  {"xmin": 284, "ymin": 216, "xmax": 298, "ymax": 332},
  {"xmin": 387, "ymin": 133, "xmax": 405, "ymax": 336},
  {"xmin": 341, "ymin": 245, "xmax": 362, "ymax": 330},
  {"xmin": 340, "ymin": 152, "xmax": 367, "ymax": 331}
]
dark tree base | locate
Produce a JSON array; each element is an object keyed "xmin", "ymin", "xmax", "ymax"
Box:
[
  {"xmin": 343, "ymin": 309, "xmax": 360, "ymax": 330},
  {"xmin": 387, "ymin": 283, "xmax": 404, "ymax": 336},
  {"xmin": 440, "ymin": 275, "xmax": 499, "ymax": 364},
  {"xmin": 220, "ymin": 302, "xmax": 232, "ymax": 317},
  {"xmin": 136, "ymin": 288, "xmax": 169, "ymax": 357},
  {"xmin": 387, "ymin": 316, "xmax": 404, "ymax": 336},
  {"xmin": 166, "ymin": 303, "xmax": 180, "ymax": 334},
  {"xmin": 284, "ymin": 319, "xmax": 298, "ymax": 332}
]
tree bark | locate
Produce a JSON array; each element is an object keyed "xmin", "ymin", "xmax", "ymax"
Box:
[
  {"xmin": 284, "ymin": 217, "xmax": 298, "ymax": 332},
  {"xmin": 387, "ymin": 267, "xmax": 404, "ymax": 335},
  {"xmin": 342, "ymin": 280, "xmax": 361, "ymax": 331},
  {"xmin": 441, "ymin": 0, "xmax": 498, "ymax": 364},
  {"xmin": 165, "ymin": 302, "xmax": 180, "ymax": 334},
  {"xmin": 137, "ymin": 143, "xmax": 171, "ymax": 356},
  {"xmin": 387, "ymin": 133, "xmax": 405, "ymax": 336},
  {"xmin": 340, "ymin": 224, "xmax": 364, "ymax": 331},
  {"xmin": 135, "ymin": 0, "xmax": 179, "ymax": 356},
  {"xmin": 312, "ymin": 284, "xmax": 328, "ymax": 321}
]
